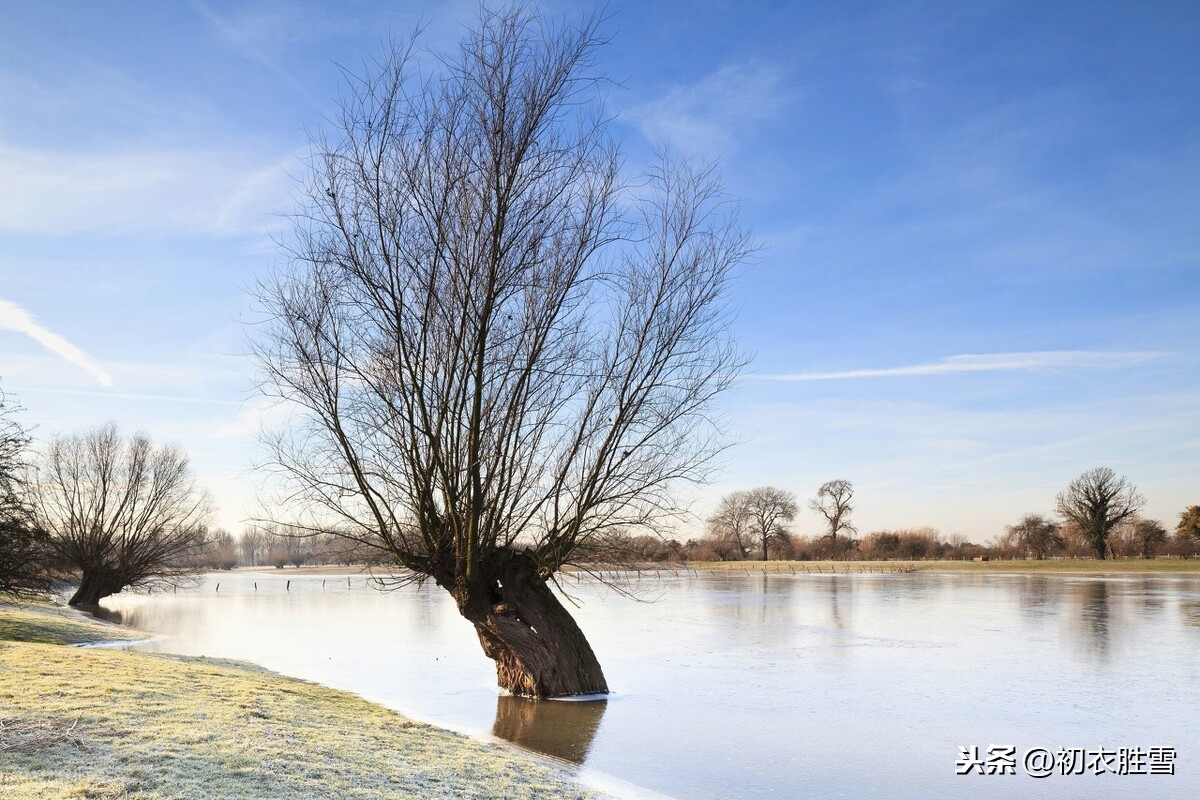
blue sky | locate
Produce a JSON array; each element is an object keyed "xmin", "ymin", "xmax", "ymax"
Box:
[{"xmin": 1, "ymin": 1, "xmax": 1197, "ymax": 541}]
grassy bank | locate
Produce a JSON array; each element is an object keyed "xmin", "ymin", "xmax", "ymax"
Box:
[
  {"xmin": 0, "ymin": 601, "xmax": 596, "ymax": 800},
  {"xmin": 0, "ymin": 599, "xmax": 146, "ymax": 646},
  {"xmin": 682, "ymin": 558, "xmax": 1200, "ymax": 575}
]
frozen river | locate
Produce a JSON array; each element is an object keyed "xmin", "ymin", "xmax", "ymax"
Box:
[{"xmin": 100, "ymin": 569, "xmax": 1200, "ymax": 799}]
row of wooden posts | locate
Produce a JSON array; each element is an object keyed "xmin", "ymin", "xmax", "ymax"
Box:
[
  {"xmin": 211, "ymin": 576, "xmax": 359, "ymax": 592},
  {"xmin": 204, "ymin": 565, "xmax": 919, "ymax": 593}
]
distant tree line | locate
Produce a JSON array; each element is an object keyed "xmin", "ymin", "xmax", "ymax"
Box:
[
  {"xmin": 194, "ymin": 524, "xmax": 381, "ymax": 570},
  {"xmin": 591, "ymin": 471, "xmax": 1200, "ymax": 564},
  {"xmin": 6, "ymin": 378, "xmax": 1200, "ymax": 604}
]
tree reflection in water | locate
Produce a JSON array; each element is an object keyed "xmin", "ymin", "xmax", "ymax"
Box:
[
  {"xmin": 1069, "ymin": 580, "xmax": 1113, "ymax": 660},
  {"xmin": 89, "ymin": 605, "xmax": 124, "ymax": 625},
  {"xmin": 492, "ymin": 694, "xmax": 607, "ymax": 764},
  {"xmin": 1180, "ymin": 600, "xmax": 1200, "ymax": 631}
]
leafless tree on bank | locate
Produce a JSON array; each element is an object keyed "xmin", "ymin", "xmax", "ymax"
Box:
[
  {"xmin": 744, "ymin": 487, "xmax": 797, "ymax": 560},
  {"xmin": 706, "ymin": 491, "xmax": 755, "ymax": 558},
  {"xmin": 197, "ymin": 528, "xmax": 239, "ymax": 570},
  {"xmin": 254, "ymin": 7, "xmax": 751, "ymax": 697},
  {"xmin": 31, "ymin": 423, "xmax": 213, "ymax": 605},
  {"xmin": 810, "ymin": 479, "xmax": 856, "ymax": 544},
  {"xmin": 238, "ymin": 526, "xmax": 272, "ymax": 566},
  {"xmin": 1124, "ymin": 517, "xmax": 1168, "ymax": 559},
  {"xmin": 705, "ymin": 487, "xmax": 797, "ymax": 560},
  {"xmin": 1054, "ymin": 467, "xmax": 1144, "ymax": 560},
  {"xmin": 1004, "ymin": 513, "xmax": 1063, "ymax": 560}
]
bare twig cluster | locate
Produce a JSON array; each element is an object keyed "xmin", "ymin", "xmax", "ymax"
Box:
[{"xmin": 0, "ymin": 713, "xmax": 87, "ymax": 753}]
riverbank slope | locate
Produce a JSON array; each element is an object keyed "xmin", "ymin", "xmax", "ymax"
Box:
[{"xmin": 0, "ymin": 600, "xmax": 596, "ymax": 800}]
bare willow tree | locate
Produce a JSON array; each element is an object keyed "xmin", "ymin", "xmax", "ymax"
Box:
[
  {"xmin": 706, "ymin": 487, "xmax": 796, "ymax": 560},
  {"xmin": 1005, "ymin": 513, "xmax": 1063, "ymax": 560},
  {"xmin": 255, "ymin": 8, "xmax": 751, "ymax": 697},
  {"xmin": 706, "ymin": 491, "xmax": 754, "ymax": 559},
  {"xmin": 1125, "ymin": 517, "xmax": 1168, "ymax": 559},
  {"xmin": 1055, "ymin": 467, "xmax": 1144, "ymax": 560},
  {"xmin": 0, "ymin": 385, "xmax": 50, "ymax": 596},
  {"xmin": 810, "ymin": 479, "xmax": 856, "ymax": 544},
  {"xmin": 32, "ymin": 423, "xmax": 212, "ymax": 606},
  {"xmin": 744, "ymin": 486, "xmax": 797, "ymax": 561}
]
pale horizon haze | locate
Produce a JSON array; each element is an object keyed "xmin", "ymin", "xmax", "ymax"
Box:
[{"xmin": 1, "ymin": 1, "xmax": 1197, "ymax": 544}]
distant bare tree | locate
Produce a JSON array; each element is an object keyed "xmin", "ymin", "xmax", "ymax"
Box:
[
  {"xmin": 238, "ymin": 526, "xmax": 271, "ymax": 566},
  {"xmin": 706, "ymin": 487, "xmax": 797, "ymax": 561},
  {"xmin": 744, "ymin": 487, "xmax": 798, "ymax": 561},
  {"xmin": 1055, "ymin": 467, "xmax": 1144, "ymax": 560},
  {"xmin": 254, "ymin": 8, "xmax": 750, "ymax": 697},
  {"xmin": 706, "ymin": 491, "xmax": 755, "ymax": 559},
  {"xmin": 1126, "ymin": 517, "xmax": 1168, "ymax": 559},
  {"xmin": 198, "ymin": 528, "xmax": 238, "ymax": 570},
  {"xmin": 0, "ymin": 386, "xmax": 50, "ymax": 596},
  {"xmin": 1005, "ymin": 513, "xmax": 1064, "ymax": 560},
  {"xmin": 32, "ymin": 423, "xmax": 212, "ymax": 605},
  {"xmin": 810, "ymin": 479, "xmax": 856, "ymax": 544}
]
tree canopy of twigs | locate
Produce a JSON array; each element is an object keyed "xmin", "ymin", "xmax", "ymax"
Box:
[
  {"xmin": 31, "ymin": 423, "xmax": 212, "ymax": 606},
  {"xmin": 706, "ymin": 487, "xmax": 798, "ymax": 561},
  {"xmin": 1005, "ymin": 513, "xmax": 1063, "ymax": 560},
  {"xmin": 1054, "ymin": 467, "xmax": 1144, "ymax": 560},
  {"xmin": 253, "ymin": 6, "xmax": 751, "ymax": 697},
  {"xmin": 810, "ymin": 479, "xmax": 856, "ymax": 542}
]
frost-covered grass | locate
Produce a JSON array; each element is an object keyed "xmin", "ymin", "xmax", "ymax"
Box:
[
  {"xmin": 0, "ymin": 605, "xmax": 596, "ymax": 800},
  {"xmin": 0, "ymin": 598, "xmax": 142, "ymax": 645}
]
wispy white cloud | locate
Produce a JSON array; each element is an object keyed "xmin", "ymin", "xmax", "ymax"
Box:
[
  {"xmin": 0, "ymin": 297, "xmax": 113, "ymax": 386},
  {"xmin": 756, "ymin": 351, "xmax": 1164, "ymax": 381},
  {"xmin": 626, "ymin": 63, "xmax": 792, "ymax": 155},
  {"xmin": 190, "ymin": 0, "xmax": 317, "ymax": 100},
  {"xmin": 211, "ymin": 396, "xmax": 297, "ymax": 440},
  {"xmin": 10, "ymin": 385, "xmax": 239, "ymax": 406},
  {"xmin": 0, "ymin": 141, "xmax": 297, "ymax": 237}
]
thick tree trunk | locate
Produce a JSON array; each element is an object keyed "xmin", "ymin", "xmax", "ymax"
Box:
[
  {"xmin": 450, "ymin": 550, "xmax": 608, "ymax": 698},
  {"xmin": 68, "ymin": 569, "xmax": 123, "ymax": 606}
]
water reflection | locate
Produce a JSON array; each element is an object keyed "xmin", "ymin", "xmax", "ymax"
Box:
[
  {"xmin": 827, "ymin": 575, "xmax": 848, "ymax": 631},
  {"xmin": 492, "ymin": 695, "xmax": 607, "ymax": 763},
  {"xmin": 1014, "ymin": 575, "xmax": 1057, "ymax": 619},
  {"xmin": 1066, "ymin": 580, "xmax": 1113, "ymax": 659},
  {"xmin": 1135, "ymin": 578, "xmax": 1166, "ymax": 613},
  {"xmin": 90, "ymin": 605, "xmax": 125, "ymax": 625},
  {"xmin": 701, "ymin": 573, "xmax": 798, "ymax": 637}
]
